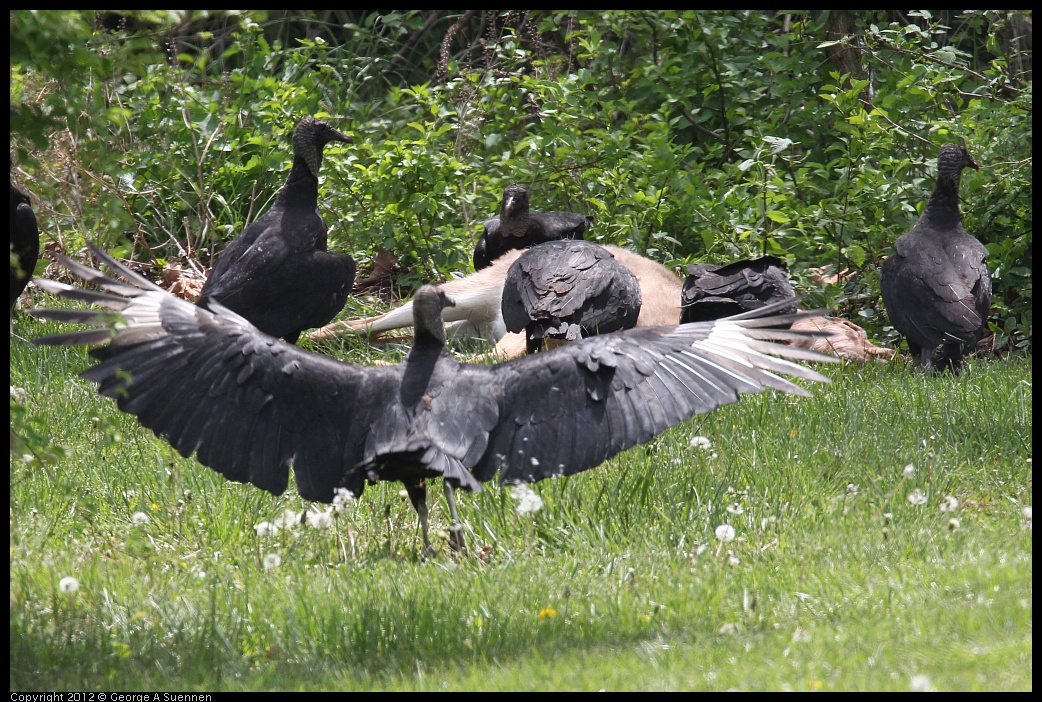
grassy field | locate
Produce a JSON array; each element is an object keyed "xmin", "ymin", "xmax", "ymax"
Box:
[{"xmin": 9, "ymin": 307, "xmax": 1032, "ymax": 691}]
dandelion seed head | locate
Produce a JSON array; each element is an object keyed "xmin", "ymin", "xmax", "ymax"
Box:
[
  {"xmin": 909, "ymin": 674, "xmax": 934, "ymax": 692},
  {"xmin": 10, "ymin": 385, "xmax": 28, "ymax": 402},
  {"xmin": 847, "ymin": 483, "xmax": 859, "ymax": 495},
  {"xmin": 263, "ymin": 553, "xmax": 282, "ymax": 571},
  {"xmin": 332, "ymin": 487, "xmax": 355, "ymax": 511},
  {"xmin": 307, "ymin": 510, "xmax": 333, "ymax": 529},
  {"xmin": 254, "ymin": 521, "xmax": 279, "ymax": 537},
  {"xmin": 948, "ymin": 518, "xmax": 960, "ymax": 530},
  {"xmin": 715, "ymin": 524, "xmax": 736, "ymax": 542},
  {"xmin": 690, "ymin": 436, "xmax": 712, "ymax": 450},
  {"xmin": 726, "ymin": 503, "xmax": 744, "ymax": 515},
  {"xmin": 902, "ymin": 464, "xmax": 916, "ymax": 479},
  {"xmin": 511, "ymin": 484, "xmax": 544, "ymax": 516},
  {"xmin": 59, "ymin": 576, "xmax": 80, "ymax": 594},
  {"xmin": 1022, "ymin": 506, "xmax": 1032, "ymax": 520},
  {"xmin": 273, "ymin": 508, "xmax": 301, "ymax": 529},
  {"xmin": 907, "ymin": 489, "xmax": 927, "ymax": 506},
  {"xmin": 939, "ymin": 496, "xmax": 959, "ymax": 512}
]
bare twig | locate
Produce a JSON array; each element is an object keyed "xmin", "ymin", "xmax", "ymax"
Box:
[{"xmin": 857, "ymin": 98, "xmax": 935, "ymax": 146}]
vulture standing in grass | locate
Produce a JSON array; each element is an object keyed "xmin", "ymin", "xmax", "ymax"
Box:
[
  {"xmin": 680, "ymin": 256, "xmax": 796, "ymax": 324},
  {"xmin": 10, "ymin": 161, "xmax": 39, "ymax": 327},
  {"xmin": 31, "ymin": 243, "xmax": 834, "ymax": 555},
  {"xmin": 198, "ymin": 117, "xmax": 356, "ymax": 344},
  {"xmin": 880, "ymin": 144, "xmax": 990, "ymax": 373},
  {"xmin": 502, "ymin": 240, "xmax": 642, "ymax": 354},
  {"xmin": 473, "ymin": 184, "xmax": 593, "ymax": 271}
]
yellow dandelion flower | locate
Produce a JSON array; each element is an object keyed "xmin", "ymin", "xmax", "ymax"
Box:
[{"xmin": 537, "ymin": 607, "xmax": 557, "ymax": 619}]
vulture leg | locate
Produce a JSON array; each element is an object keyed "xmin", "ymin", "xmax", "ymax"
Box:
[
  {"xmin": 404, "ymin": 479, "xmax": 434, "ymax": 558},
  {"xmin": 444, "ymin": 482, "xmax": 466, "ymax": 553}
]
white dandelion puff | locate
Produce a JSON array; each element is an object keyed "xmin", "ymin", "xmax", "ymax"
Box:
[
  {"xmin": 948, "ymin": 518, "xmax": 960, "ymax": 530},
  {"xmin": 715, "ymin": 524, "xmax": 736, "ymax": 543},
  {"xmin": 690, "ymin": 436, "xmax": 712, "ymax": 450},
  {"xmin": 274, "ymin": 508, "xmax": 302, "ymax": 529},
  {"xmin": 307, "ymin": 509, "xmax": 333, "ymax": 530},
  {"xmin": 254, "ymin": 521, "xmax": 279, "ymax": 537},
  {"xmin": 263, "ymin": 553, "xmax": 282, "ymax": 571},
  {"xmin": 902, "ymin": 464, "xmax": 916, "ymax": 479},
  {"xmin": 726, "ymin": 503, "xmax": 744, "ymax": 515},
  {"xmin": 909, "ymin": 675, "xmax": 934, "ymax": 692},
  {"xmin": 510, "ymin": 484, "xmax": 544, "ymax": 516},
  {"xmin": 59, "ymin": 576, "xmax": 80, "ymax": 594},
  {"xmin": 939, "ymin": 496, "xmax": 959, "ymax": 512},
  {"xmin": 130, "ymin": 511, "xmax": 150, "ymax": 525},
  {"xmin": 332, "ymin": 487, "xmax": 355, "ymax": 512},
  {"xmin": 907, "ymin": 489, "xmax": 928, "ymax": 506}
]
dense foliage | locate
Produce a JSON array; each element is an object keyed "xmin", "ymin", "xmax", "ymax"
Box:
[{"xmin": 10, "ymin": 10, "xmax": 1032, "ymax": 350}]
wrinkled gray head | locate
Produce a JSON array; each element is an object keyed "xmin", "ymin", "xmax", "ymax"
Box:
[
  {"xmin": 937, "ymin": 143, "xmax": 979, "ymax": 182},
  {"xmin": 293, "ymin": 117, "xmax": 352, "ymax": 177},
  {"xmin": 501, "ymin": 184, "xmax": 531, "ymax": 217},
  {"xmin": 412, "ymin": 285, "xmax": 456, "ymax": 344}
]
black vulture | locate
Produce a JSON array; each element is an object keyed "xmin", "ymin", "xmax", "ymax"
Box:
[
  {"xmin": 680, "ymin": 256, "xmax": 796, "ymax": 324},
  {"xmin": 11, "ymin": 164, "xmax": 40, "ymax": 322},
  {"xmin": 31, "ymin": 243, "xmax": 835, "ymax": 554},
  {"xmin": 198, "ymin": 117, "xmax": 356, "ymax": 344},
  {"xmin": 311, "ymin": 245, "xmax": 683, "ymax": 353},
  {"xmin": 502, "ymin": 240, "xmax": 642, "ymax": 354},
  {"xmin": 880, "ymin": 144, "xmax": 990, "ymax": 373},
  {"xmin": 473, "ymin": 184, "xmax": 593, "ymax": 271}
]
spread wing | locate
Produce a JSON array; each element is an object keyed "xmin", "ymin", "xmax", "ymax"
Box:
[
  {"xmin": 468, "ymin": 305, "xmax": 835, "ymax": 484},
  {"xmin": 31, "ymin": 244, "xmax": 397, "ymax": 502}
]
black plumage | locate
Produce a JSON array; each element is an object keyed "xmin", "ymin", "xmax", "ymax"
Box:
[
  {"xmin": 680, "ymin": 256, "xmax": 796, "ymax": 324},
  {"xmin": 880, "ymin": 144, "xmax": 991, "ymax": 373},
  {"xmin": 502, "ymin": 240, "xmax": 642, "ymax": 353},
  {"xmin": 11, "ymin": 167, "xmax": 40, "ymax": 316},
  {"xmin": 473, "ymin": 184, "xmax": 593, "ymax": 270},
  {"xmin": 198, "ymin": 117, "xmax": 356, "ymax": 344},
  {"xmin": 31, "ymin": 243, "xmax": 835, "ymax": 554}
]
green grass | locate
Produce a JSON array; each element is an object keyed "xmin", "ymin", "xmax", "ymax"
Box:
[{"xmin": 10, "ymin": 309, "xmax": 1032, "ymax": 691}]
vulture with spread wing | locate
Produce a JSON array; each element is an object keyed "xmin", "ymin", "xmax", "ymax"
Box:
[{"xmin": 31, "ymin": 244, "xmax": 834, "ymax": 554}]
